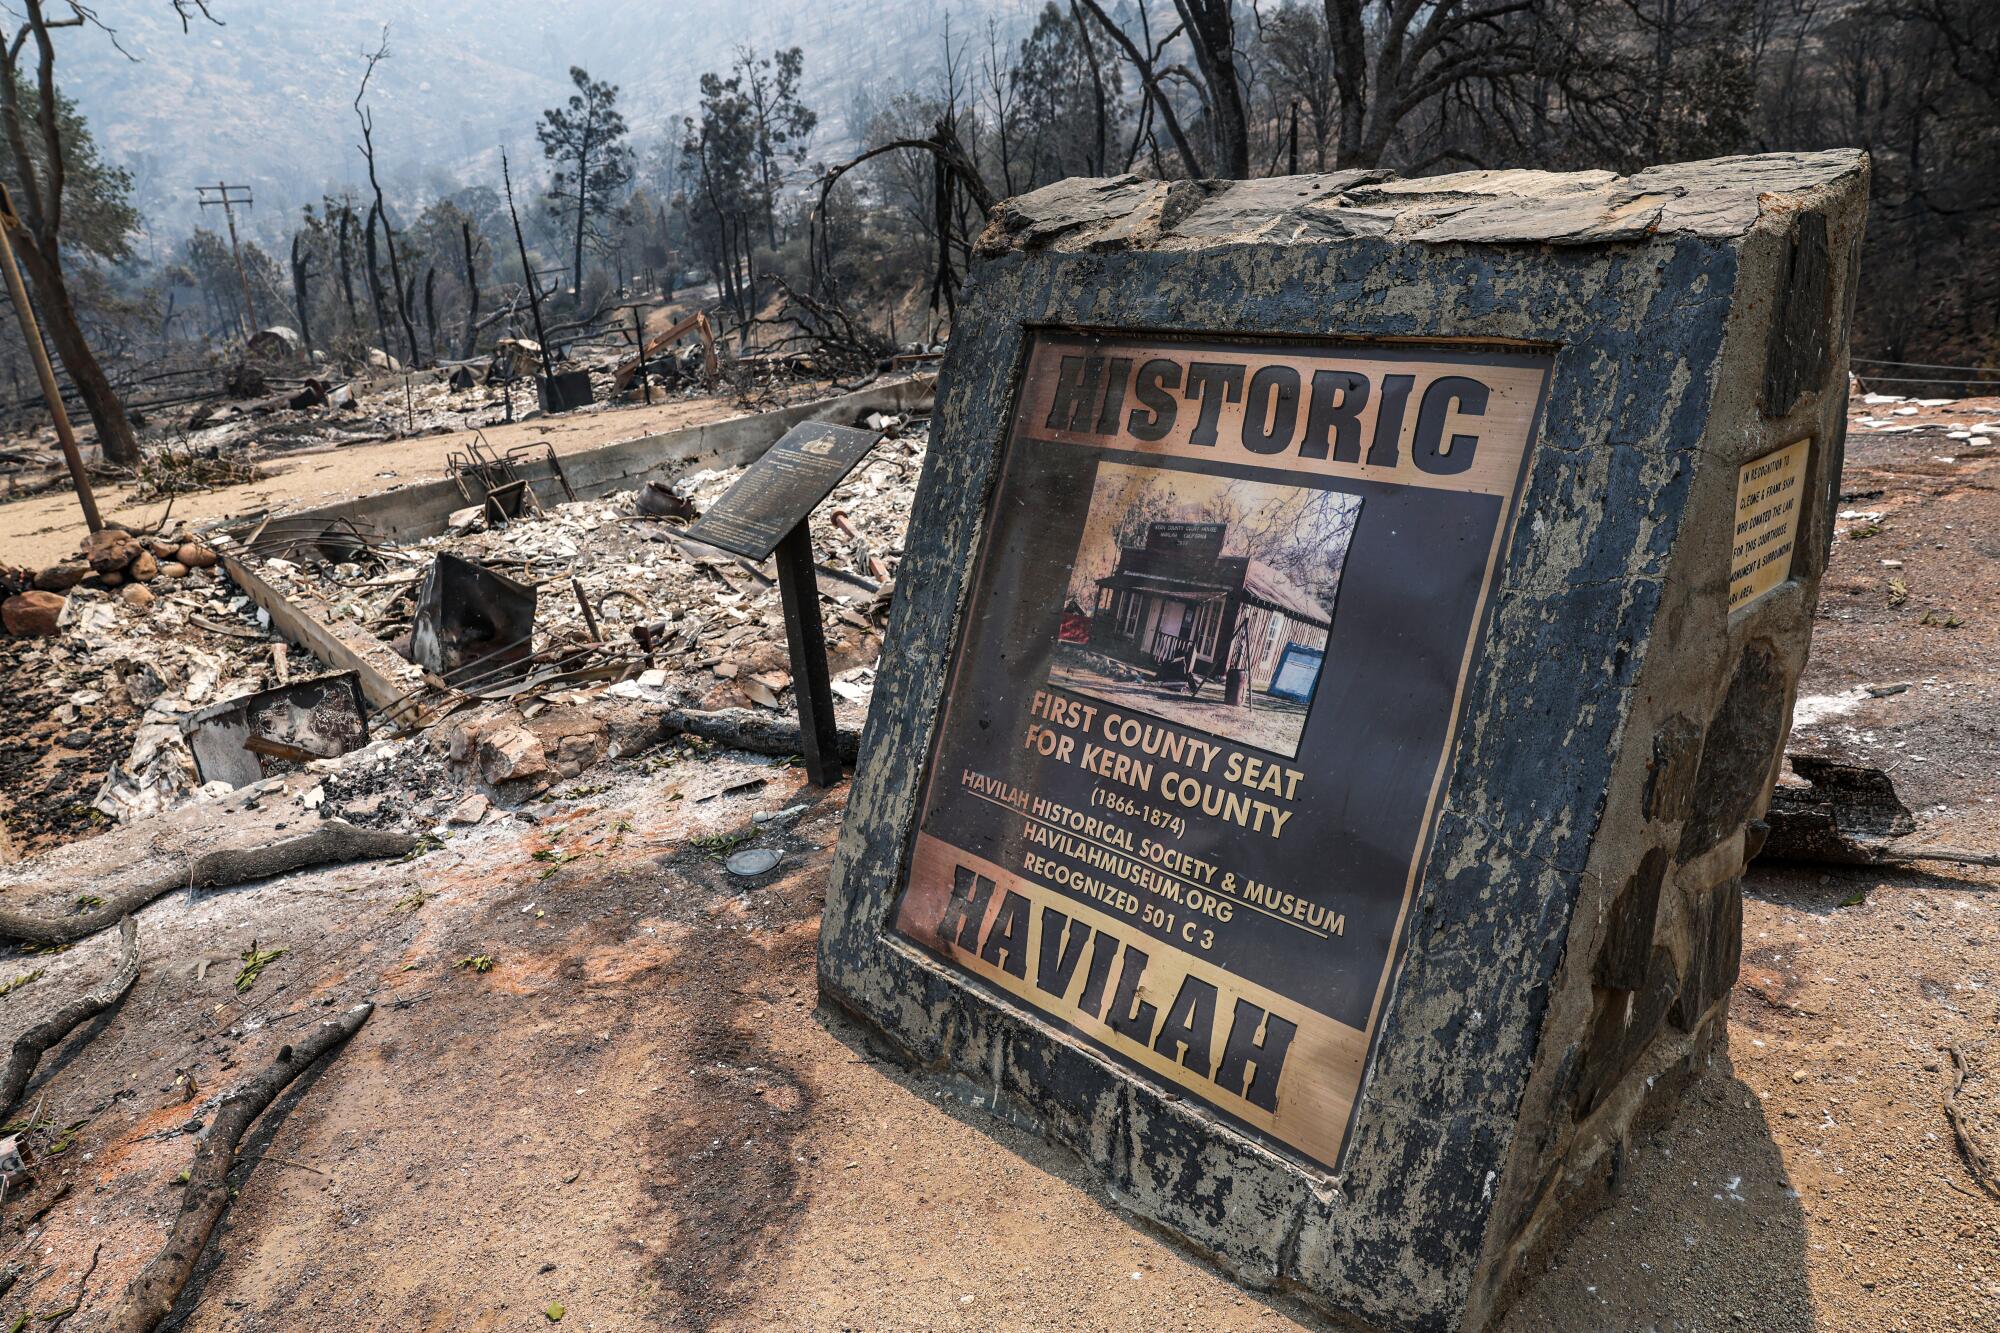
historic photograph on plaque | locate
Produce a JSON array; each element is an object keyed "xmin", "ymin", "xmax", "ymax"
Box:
[
  {"xmin": 890, "ymin": 330, "xmax": 1552, "ymax": 1170},
  {"xmin": 1048, "ymin": 464, "xmax": 1359, "ymax": 758}
]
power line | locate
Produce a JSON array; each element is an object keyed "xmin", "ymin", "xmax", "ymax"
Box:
[
  {"xmin": 1854, "ymin": 374, "xmax": 2000, "ymax": 387},
  {"xmin": 1851, "ymin": 356, "xmax": 2000, "ymax": 373}
]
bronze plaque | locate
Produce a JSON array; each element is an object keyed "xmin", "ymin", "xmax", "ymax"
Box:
[
  {"xmin": 891, "ymin": 331, "xmax": 1551, "ymax": 1169},
  {"xmin": 685, "ymin": 421, "xmax": 881, "ymax": 561}
]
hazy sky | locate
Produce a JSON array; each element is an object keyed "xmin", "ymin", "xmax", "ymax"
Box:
[{"xmin": 54, "ymin": 0, "xmax": 1037, "ymax": 243}]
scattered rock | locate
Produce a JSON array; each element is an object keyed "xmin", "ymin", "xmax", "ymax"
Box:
[
  {"xmin": 554, "ymin": 735, "xmax": 599, "ymax": 768},
  {"xmin": 81, "ymin": 529, "xmax": 139, "ymax": 573},
  {"xmin": 177, "ymin": 543, "xmax": 220, "ymax": 570},
  {"xmin": 477, "ymin": 724, "xmax": 549, "ymax": 785},
  {"xmin": 2, "ymin": 591, "xmax": 65, "ymax": 637},
  {"xmin": 32, "ymin": 563, "xmax": 89, "ymax": 593},
  {"xmin": 119, "ymin": 584, "xmax": 156, "ymax": 608},
  {"xmin": 129, "ymin": 551, "xmax": 159, "ymax": 583},
  {"xmin": 447, "ymin": 793, "xmax": 491, "ymax": 825},
  {"xmin": 224, "ymin": 361, "xmax": 269, "ymax": 398},
  {"xmin": 157, "ymin": 561, "xmax": 189, "ymax": 579}
]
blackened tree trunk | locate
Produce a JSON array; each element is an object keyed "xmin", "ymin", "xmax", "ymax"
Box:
[
  {"xmin": 289, "ymin": 230, "xmax": 314, "ymax": 354},
  {"xmin": 353, "ymin": 33, "xmax": 420, "ymax": 365},
  {"xmin": 337, "ymin": 204, "xmax": 359, "ymax": 327},
  {"xmin": 571, "ymin": 130, "xmax": 591, "ymax": 303},
  {"xmin": 363, "ymin": 203, "xmax": 394, "ymax": 362},
  {"xmin": 421, "ymin": 265, "xmax": 437, "ymax": 362},
  {"xmin": 457, "ymin": 219, "xmax": 480, "ymax": 360},
  {"xmin": 1173, "ymin": 0, "xmax": 1250, "ymax": 177},
  {"xmin": 0, "ymin": 0, "xmax": 140, "ymax": 465}
]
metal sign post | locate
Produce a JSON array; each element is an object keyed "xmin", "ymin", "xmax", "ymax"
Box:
[
  {"xmin": 774, "ymin": 519, "xmax": 841, "ymax": 786},
  {"xmin": 684, "ymin": 421, "xmax": 885, "ymax": 787}
]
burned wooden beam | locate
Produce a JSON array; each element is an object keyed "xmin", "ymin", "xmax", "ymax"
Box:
[{"xmin": 1757, "ymin": 754, "xmax": 2000, "ymax": 868}]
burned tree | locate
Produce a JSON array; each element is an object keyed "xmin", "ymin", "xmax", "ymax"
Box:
[
  {"xmin": 738, "ymin": 47, "xmax": 817, "ymax": 248},
  {"xmin": 1320, "ymin": 0, "xmax": 1542, "ymax": 169},
  {"xmin": 335, "ymin": 196, "xmax": 359, "ymax": 327},
  {"xmin": 1074, "ymin": 0, "xmax": 1208, "ymax": 178},
  {"xmin": 1176, "ymin": 0, "xmax": 1251, "ymax": 177},
  {"xmin": 362, "ymin": 202, "xmax": 394, "ymax": 361},
  {"xmin": 537, "ymin": 65, "xmax": 632, "ymax": 301},
  {"xmin": 289, "ymin": 228, "xmax": 313, "ymax": 354},
  {"xmin": 682, "ymin": 69, "xmax": 760, "ymax": 330},
  {"xmin": 0, "ymin": 0, "xmax": 171, "ymax": 466},
  {"xmin": 458, "ymin": 217, "xmax": 481, "ymax": 359},
  {"xmin": 353, "ymin": 28, "xmax": 420, "ymax": 364}
]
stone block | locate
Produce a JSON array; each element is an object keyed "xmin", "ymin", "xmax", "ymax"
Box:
[
  {"xmin": 2, "ymin": 590, "xmax": 65, "ymax": 637},
  {"xmin": 820, "ymin": 152, "xmax": 1866, "ymax": 1332}
]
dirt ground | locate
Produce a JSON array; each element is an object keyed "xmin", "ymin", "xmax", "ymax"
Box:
[
  {"xmin": 0, "ymin": 390, "xmax": 800, "ymax": 569},
  {"xmin": 0, "ymin": 397, "xmax": 1994, "ymax": 1330}
]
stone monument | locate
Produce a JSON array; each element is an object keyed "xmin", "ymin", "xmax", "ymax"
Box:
[{"xmin": 819, "ymin": 151, "xmax": 1867, "ymax": 1332}]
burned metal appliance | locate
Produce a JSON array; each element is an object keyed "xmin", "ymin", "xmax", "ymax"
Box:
[
  {"xmin": 410, "ymin": 554, "xmax": 538, "ymax": 687},
  {"xmin": 537, "ymin": 367, "xmax": 595, "ymax": 413},
  {"xmin": 180, "ymin": 671, "xmax": 370, "ymax": 788},
  {"xmin": 482, "ymin": 478, "xmax": 539, "ymax": 525},
  {"xmin": 445, "ymin": 431, "xmax": 575, "ymax": 526}
]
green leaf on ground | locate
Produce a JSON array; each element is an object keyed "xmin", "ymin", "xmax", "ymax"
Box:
[
  {"xmin": 235, "ymin": 943, "xmax": 287, "ymax": 993},
  {"xmin": 0, "ymin": 969, "xmax": 44, "ymax": 999}
]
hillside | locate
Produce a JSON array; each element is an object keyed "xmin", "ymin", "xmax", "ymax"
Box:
[{"xmin": 58, "ymin": 0, "xmax": 1033, "ymax": 246}]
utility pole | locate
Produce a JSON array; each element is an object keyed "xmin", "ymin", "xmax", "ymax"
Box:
[
  {"xmin": 0, "ymin": 184, "xmax": 102, "ymax": 532},
  {"xmin": 197, "ymin": 182, "xmax": 259, "ymax": 338}
]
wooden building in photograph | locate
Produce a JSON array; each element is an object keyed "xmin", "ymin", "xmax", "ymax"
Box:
[{"xmin": 1086, "ymin": 521, "xmax": 1332, "ymax": 698}]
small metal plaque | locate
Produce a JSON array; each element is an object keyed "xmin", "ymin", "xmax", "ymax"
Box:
[
  {"xmin": 1729, "ymin": 437, "xmax": 1809, "ymax": 613},
  {"xmin": 685, "ymin": 422, "xmax": 880, "ymax": 560}
]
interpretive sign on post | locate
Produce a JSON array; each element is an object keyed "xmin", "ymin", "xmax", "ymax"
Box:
[
  {"xmin": 685, "ymin": 421, "xmax": 880, "ymax": 563},
  {"xmin": 687, "ymin": 420, "xmax": 881, "ymax": 786},
  {"xmin": 821, "ymin": 154, "xmax": 1868, "ymax": 1332}
]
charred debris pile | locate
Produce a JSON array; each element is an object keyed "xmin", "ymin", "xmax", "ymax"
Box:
[{"xmin": 1, "ymin": 410, "xmax": 923, "ymax": 858}]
